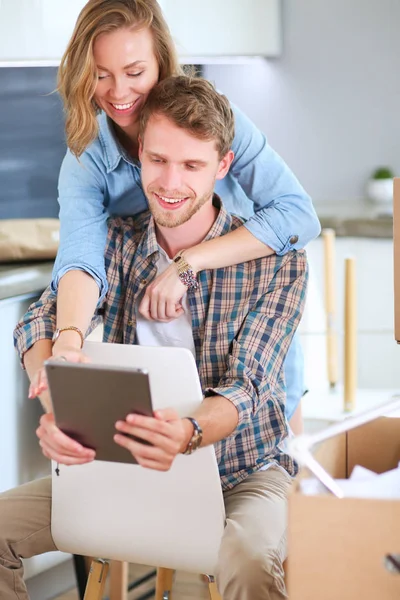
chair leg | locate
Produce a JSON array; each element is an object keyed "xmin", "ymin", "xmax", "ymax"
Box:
[
  {"xmin": 207, "ymin": 575, "xmax": 222, "ymax": 600},
  {"xmin": 155, "ymin": 567, "xmax": 175, "ymax": 600},
  {"xmin": 109, "ymin": 561, "xmax": 128, "ymax": 600},
  {"xmin": 83, "ymin": 559, "xmax": 109, "ymax": 600}
]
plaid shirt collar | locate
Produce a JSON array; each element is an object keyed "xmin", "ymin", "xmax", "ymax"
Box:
[{"xmin": 136, "ymin": 194, "xmax": 233, "ymax": 261}]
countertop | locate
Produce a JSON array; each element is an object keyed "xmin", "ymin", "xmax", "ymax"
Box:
[
  {"xmin": 0, "ymin": 261, "xmax": 53, "ymax": 302},
  {"xmin": 316, "ymin": 202, "xmax": 393, "ymax": 238}
]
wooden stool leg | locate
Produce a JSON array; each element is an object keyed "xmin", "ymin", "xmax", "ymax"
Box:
[
  {"xmin": 207, "ymin": 576, "xmax": 222, "ymax": 600},
  {"xmin": 83, "ymin": 559, "xmax": 109, "ymax": 600},
  {"xmin": 109, "ymin": 561, "xmax": 128, "ymax": 600},
  {"xmin": 155, "ymin": 567, "xmax": 175, "ymax": 600}
]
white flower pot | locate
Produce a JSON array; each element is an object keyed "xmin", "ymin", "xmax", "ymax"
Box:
[{"xmin": 366, "ymin": 178, "xmax": 393, "ymax": 213}]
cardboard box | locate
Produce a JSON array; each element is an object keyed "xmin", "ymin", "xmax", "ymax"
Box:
[
  {"xmin": 394, "ymin": 178, "xmax": 400, "ymax": 343},
  {"xmin": 288, "ymin": 416, "xmax": 400, "ymax": 599}
]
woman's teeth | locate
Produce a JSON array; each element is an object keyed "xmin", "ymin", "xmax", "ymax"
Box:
[{"xmin": 111, "ymin": 102, "xmax": 134, "ymax": 110}]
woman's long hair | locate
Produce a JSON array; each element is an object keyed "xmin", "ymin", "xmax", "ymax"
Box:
[{"xmin": 58, "ymin": 0, "xmax": 183, "ymax": 157}]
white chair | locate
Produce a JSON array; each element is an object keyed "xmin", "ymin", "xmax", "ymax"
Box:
[{"xmin": 50, "ymin": 341, "xmax": 225, "ymax": 599}]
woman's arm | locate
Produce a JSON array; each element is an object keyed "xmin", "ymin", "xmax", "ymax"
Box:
[{"xmin": 185, "ymin": 102, "xmax": 321, "ymax": 268}]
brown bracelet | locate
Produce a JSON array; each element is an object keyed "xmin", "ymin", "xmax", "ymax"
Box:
[{"xmin": 52, "ymin": 326, "xmax": 85, "ymax": 349}]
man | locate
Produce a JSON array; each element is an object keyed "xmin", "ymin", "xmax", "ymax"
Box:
[{"xmin": 7, "ymin": 76, "xmax": 308, "ymax": 600}]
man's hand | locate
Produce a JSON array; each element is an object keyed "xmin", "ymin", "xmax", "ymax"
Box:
[
  {"xmin": 138, "ymin": 263, "xmax": 186, "ymax": 322},
  {"xmin": 36, "ymin": 413, "xmax": 96, "ymax": 465},
  {"xmin": 114, "ymin": 409, "xmax": 193, "ymax": 471}
]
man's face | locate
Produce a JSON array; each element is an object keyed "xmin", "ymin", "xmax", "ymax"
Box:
[{"xmin": 140, "ymin": 113, "xmax": 232, "ymax": 228}]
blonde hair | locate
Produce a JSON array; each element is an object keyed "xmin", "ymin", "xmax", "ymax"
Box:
[
  {"xmin": 58, "ymin": 0, "xmax": 183, "ymax": 157},
  {"xmin": 139, "ymin": 76, "xmax": 235, "ymax": 159}
]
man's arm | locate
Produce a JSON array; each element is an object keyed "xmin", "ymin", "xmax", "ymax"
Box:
[
  {"xmin": 203, "ymin": 250, "xmax": 308, "ymax": 436},
  {"xmin": 114, "ymin": 251, "xmax": 308, "ymax": 470}
]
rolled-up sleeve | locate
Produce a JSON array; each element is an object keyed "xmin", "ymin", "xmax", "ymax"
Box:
[
  {"xmin": 230, "ymin": 103, "xmax": 321, "ymax": 255},
  {"xmin": 51, "ymin": 149, "xmax": 109, "ymax": 302},
  {"xmin": 205, "ymin": 251, "xmax": 308, "ymax": 435},
  {"xmin": 13, "ymin": 287, "xmax": 57, "ymax": 368}
]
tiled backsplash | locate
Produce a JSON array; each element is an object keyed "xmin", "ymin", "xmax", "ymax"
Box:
[{"xmin": 0, "ymin": 67, "xmax": 66, "ymax": 219}]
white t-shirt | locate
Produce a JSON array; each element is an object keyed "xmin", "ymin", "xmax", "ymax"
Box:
[{"xmin": 136, "ymin": 247, "xmax": 196, "ymax": 359}]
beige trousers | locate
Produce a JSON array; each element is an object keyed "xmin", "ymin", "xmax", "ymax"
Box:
[{"xmin": 0, "ymin": 467, "xmax": 291, "ymax": 600}]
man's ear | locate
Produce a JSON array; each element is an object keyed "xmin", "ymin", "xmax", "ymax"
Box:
[
  {"xmin": 138, "ymin": 135, "xmax": 143, "ymax": 161},
  {"xmin": 216, "ymin": 150, "xmax": 234, "ymax": 180}
]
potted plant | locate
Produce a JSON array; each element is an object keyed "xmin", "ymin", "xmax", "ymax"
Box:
[{"xmin": 366, "ymin": 166, "xmax": 394, "ymax": 214}]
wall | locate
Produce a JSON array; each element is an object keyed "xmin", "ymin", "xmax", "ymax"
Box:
[{"xmin": 204, "ymin": 0, "xmax": 400, "ymax": 205}]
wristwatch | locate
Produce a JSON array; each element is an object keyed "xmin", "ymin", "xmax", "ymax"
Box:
[
  {"xmin": 182, "ymin": 417, "xmax": 203, "ymax": 455},
  {"xmin": 52, "ymin": 326, "xmax": 84, "ymax": 349}
]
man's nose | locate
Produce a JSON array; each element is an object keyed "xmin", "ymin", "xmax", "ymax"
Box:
[{"xmin": 160, "ymin": 164, "xmax": 181, "ymax": 191}]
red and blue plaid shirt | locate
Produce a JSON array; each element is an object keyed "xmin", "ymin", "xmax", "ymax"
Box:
[{"xmin": 14, "ymin": 199, "xmax": 308, "ymax": 490}]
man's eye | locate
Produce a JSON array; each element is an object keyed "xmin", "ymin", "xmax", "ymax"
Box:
[
  {"xmin": 186, "ymin": 164, "xmax": 197, "ymax": 170},
  {"xmin": 151, "ymin": 158, "xmax": 163, "ymax": 163},
  {"xmin": 128, "ymin": 71, "xmax": 144, "ymax": 78}
]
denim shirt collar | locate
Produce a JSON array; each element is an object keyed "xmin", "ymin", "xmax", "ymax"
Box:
[{"xmin": 97, "ymin": 111, "xmax": 139, "ymax": 173}]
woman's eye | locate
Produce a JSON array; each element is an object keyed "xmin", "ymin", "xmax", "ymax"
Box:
[
  {"xmin": 128, "ymin": 71, "xmax": 144, "ymax": 78},
  {"xmin": 97, "ymin": 74, "xmax": 108, "ymax": 80}
]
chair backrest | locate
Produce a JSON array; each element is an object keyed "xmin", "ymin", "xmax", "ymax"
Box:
[{"xmin": 51, "ymin": 341, "xmax": 225, "ymax": 575}]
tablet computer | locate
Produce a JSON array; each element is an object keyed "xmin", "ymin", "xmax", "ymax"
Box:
[{"xmin": 45, "ymin": 361, "xmax": 154, "ymax": 464}]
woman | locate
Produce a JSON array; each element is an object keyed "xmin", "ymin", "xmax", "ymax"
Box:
[{"xmin": 19, "ymin": 0, "xmax": 319, "ymax": 429}]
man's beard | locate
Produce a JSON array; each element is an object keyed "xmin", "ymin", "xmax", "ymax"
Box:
[{"xmin": 147, "ymin": 184, "xmax": 215, "ymax": 228}]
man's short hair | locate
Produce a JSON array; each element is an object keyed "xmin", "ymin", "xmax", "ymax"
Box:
[{"xmin": 139, "ymin": 75, "xmax": 235, "ymax": 159}]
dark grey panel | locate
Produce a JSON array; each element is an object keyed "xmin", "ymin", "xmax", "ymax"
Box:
[{"xmin": 0, "ymin": 67, "xmax": 66, "ymax": 219}]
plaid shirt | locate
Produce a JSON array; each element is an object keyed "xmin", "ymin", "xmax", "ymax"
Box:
[{"xmin": 14, "ymin": 199, "xmax": 308, "ymax": 490}]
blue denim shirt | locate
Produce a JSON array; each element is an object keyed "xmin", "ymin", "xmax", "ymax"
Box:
[{"xmin": 53, "ymin": 103, "xmax": 320, "ymax": 418}]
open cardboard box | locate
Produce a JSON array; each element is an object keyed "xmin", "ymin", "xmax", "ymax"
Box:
[{"xmin": 288, "ymin": 405, "xmax": 400, "ymax": 599}]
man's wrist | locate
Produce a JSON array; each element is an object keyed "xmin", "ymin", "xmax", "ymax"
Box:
[{"xmin": 180, "ymin": 418, "xmax": 195, "ymax": 454}]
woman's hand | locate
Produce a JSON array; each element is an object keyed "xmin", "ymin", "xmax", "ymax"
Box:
[
  {"xmin": 36, "ymin": 413, "xmax": 95, "ymax": 465},
  {"xmin": 28, "ymin": 346, "xmax": 90, "ymax": 409},
  {"xmin": 138, "ymin": 262, "xmax": 186, "ymax": 321}
]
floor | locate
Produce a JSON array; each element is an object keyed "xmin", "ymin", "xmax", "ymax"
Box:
[{"xmin": 55, "ymin": 563, "xmax": 210, "ymax": 600}]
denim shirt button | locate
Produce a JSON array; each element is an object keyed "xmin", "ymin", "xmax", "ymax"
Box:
[{"xmin": 289, "ymin": 235, "xmax": 299, "ymax": 245}]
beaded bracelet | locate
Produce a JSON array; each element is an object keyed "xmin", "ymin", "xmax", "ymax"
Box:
[{"xmin": 173, "ymin": 251, "xmax": 199, "ymax": 291}]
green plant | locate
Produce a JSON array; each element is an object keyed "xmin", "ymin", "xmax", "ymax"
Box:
[{"xmin": 372, "ymin": 167, "xmax": 394, "ymax": 180}]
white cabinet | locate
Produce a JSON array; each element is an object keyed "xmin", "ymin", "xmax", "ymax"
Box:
[
  {"xmin": 300, "ymin": 237, "xmax": 399, "ymax": 389},
  {"xmin": 0, "ymin": 0, "xmax": 282, "ymax": 64},
  {"xmin": 0, "ymin": 0, "xmax": 86, "ymax": 63},
  {"xmin": 163, "ymin": 0, "xmax": 282, "ymax": 59}
]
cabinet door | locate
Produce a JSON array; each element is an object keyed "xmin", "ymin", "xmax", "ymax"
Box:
[
  {"xmin": 0, "ymin": 0, "xmax": 86, "ymax": 62},
  {"xmin": 162, "ymin": 0, "xmax": 282, "ymax": 58}
]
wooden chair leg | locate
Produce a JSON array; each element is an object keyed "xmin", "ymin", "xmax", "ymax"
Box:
[
  {"xmin": 83, "ymin": 559, "xmax": 109, "ymax": 600},
  {"xmin": 109, "ymin": 561, "xmax": 128, "ymax": 600},
  {"xmin": 155, "ymin": 567, "xmax": 175, "ymax": 600},
  {"xmin": 207, "ymin": 576, "xmax": 222, "ymax": 600}
]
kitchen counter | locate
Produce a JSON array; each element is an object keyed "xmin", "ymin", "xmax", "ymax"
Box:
[
  {"xmin": 315, "ymin": 202, "xmax": 393, "ymax": 238},
  {"xmin": 0, "ymin": 261, "xmax": 53, "ymax": 302},
  {"xmin": 318, "ymin": 214, "xmax": 393, "ymax": 238}
]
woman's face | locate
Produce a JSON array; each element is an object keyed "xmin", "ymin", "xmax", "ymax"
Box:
[{"xmin": 93, "ymin": 27, "xmax": 160, "ymax": 134}]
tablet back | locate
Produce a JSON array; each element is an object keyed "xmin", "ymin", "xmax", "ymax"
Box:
[{"xmin": 46, "ymin": 362, "xmax": 153, "ymax": 464}]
